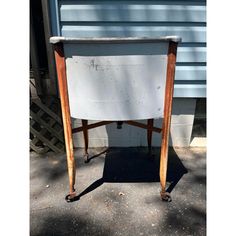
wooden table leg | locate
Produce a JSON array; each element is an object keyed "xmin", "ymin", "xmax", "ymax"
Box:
[
  {"xmin": 159, "ymin": 42, "xmax": 178, "ymax": 202},
  {"xmin": 82, "ymin": 119, "xmax": 89, "ymax": 163},
  {"xmin": 147, "ymin": 119, "xmax": 154, "ymax": 155},
  {"xmin": 54, "ymin": 43, "xmax": 76, "ymax": 202}
]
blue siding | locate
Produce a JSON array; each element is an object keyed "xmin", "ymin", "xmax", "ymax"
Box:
[
  {"xmin": 60, "ymin": 4, "xmax": 206, "ymax": 22},
  {"xmin": 50, "ymin": 0, "xmax": 206, "ymax": 97}
]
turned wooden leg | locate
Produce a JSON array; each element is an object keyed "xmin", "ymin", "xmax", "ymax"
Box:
[
  {"xmin": 147, "ymin": 119, "xmax": 154, "ymax": 155},
  {"xmin": 82, "ymin": 119, "xmax": 89, "ymax": 163},
  {"xmin": 54, "ymin": 43, "xmax": 76, "ymax": 202},
  {"xmin": 159, "ymin": 41, "xmax": 178, "ymax": 202}
]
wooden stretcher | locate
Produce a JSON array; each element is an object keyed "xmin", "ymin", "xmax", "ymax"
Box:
[{"xmin": 50, "ymin": 36, "xmax": 181, "ymax": 202}]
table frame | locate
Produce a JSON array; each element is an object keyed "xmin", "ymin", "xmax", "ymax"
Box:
[{"xmin": 53, "ymin": 39, "xmax": 178, "ymax": 202}]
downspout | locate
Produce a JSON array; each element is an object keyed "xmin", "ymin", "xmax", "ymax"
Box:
[{"xmin": 41, "ymin": 0, "xmax": 59, "ymax": 96}]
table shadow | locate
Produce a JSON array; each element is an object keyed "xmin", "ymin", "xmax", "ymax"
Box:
[{"xmin": 70, "ymin": 147, "xmax": 188, "ymax": 202}]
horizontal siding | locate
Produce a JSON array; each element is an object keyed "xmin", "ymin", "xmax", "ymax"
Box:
[
  {"xmin": 177, "ymin": 47, "xmax": 206, "ymax": 63},
  {"xmin": 60, "ymin": 4, "xmax": 206, "ymax": 22},
  {"xmin": 174, "ymin": 84, "xmax": 206, "ymax": 97},
  {"xmin": 61, "ymin": 26, "xmax": 206, "ymax": 43},
  {"xmin": 175, "ymin": 66, "xmax": 206, "ymax": 81},
  {"xmin": 60, "ymin": 1, "xmax": 206, "ymax": 6},
  {"xmin": 50, "ymin": 0, "xmax": 206, "ymax": 97}
]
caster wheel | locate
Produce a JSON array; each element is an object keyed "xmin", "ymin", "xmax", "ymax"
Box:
[
  {"xmin": 160, "ymin": 191, "xmax": 172, "ymax": 202},
  {"xmin": 65, "ymin": 191, "xmax": 76, "ymax": 202},
  {"xmin": 84, "ymin": 154, "xmax": 89, "ymax": 163}
]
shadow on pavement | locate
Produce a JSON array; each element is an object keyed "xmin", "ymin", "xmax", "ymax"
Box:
[{"xmin": 71, "ymin": 147, "xmax": 188, "ymax": 202}]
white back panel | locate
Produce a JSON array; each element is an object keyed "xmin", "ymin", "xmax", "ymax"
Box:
[{"xmin": 64, "ymin": 42, "xmax": 169, "ymax": 120}]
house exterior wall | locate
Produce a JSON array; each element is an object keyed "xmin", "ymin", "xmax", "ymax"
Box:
[
  {"xmin": 49, "ymin": 0, "xmax": 206, "ymax": 98},
  {"xmin": 49, "ymin": 0, "xmax": 206, "ymax": 147}
]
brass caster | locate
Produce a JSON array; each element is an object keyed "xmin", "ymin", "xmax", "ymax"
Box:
[
  {"xmin": 65, "ymin": 191, "xmax": 77, "ymax": 202},
  {"xmin": 160, "ymin": 191, "xmax": 172, "ymax": 202},
  {"xmin": 84, "ymin": 153, "xmax": 89, "ymax": 163}
]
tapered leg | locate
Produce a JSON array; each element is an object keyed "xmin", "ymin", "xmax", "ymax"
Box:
[
  {"xmin": 159, "ymin": 42, "xmax": 178, "ymax": 202},
  {"xmin": 54, "ymin": 43, "xmax": 76, "ymax": 201},
  {"xmin": 159, "ymin": 115, "xmax": 172, "ymax": 201},
  {"xmin": 147, "ymin": 119, "xmax": 154, "ymax": 155},
  {"xmin": 82, "ymin": 119, "xmax": 89, "ymax": 163}
]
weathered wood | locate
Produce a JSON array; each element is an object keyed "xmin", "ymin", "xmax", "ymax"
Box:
[
  {"xmin": 159, "ymin": 41, "xmax": 178, "ymax": 201},
  {"xmin": 124, "ymin": 121, "xmax": 162, "ymax": 133},
  {"xmin": 30, "ymin": 122, "xmax": 63, "ymax": 153},
  {"xmin": 30, "ymin": 127, "xmax": 50, "ymax": 153},
  {"xmin": 72, "ymin": 120, "xmax": 162, "ymax": 134},
  {"xmin": 72, "ymin": 121, "xmax": 114, "ymax": 133},
  {"xmin": 30, "ymin": 98, "xmax": 65, "ymax": 153},
  {"xmin": 30, "ymin": 125, "xmax": 50, "ymax": 154},
  {"xmin": 33, "ymin": 99, "xmax": 62, "ymax": 124},
  {"xmin": 54, "ymin": 43, "xmax": 76, "ymax": 196},
  {"xmin": 30, "ymin": 110, "xmax": 64, "ymax": 142},
  {"xmin": 82, "ymin": 119, "xmax": 89, "ymax": 156},
  {"xmin": 147, "ymin": 119, "xmax": 154, "ymax": 152}
]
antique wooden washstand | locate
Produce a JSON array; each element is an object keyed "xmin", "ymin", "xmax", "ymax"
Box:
[{"xmin": 50, "ymin": 36, "xmax": 181, "ymax": 202}]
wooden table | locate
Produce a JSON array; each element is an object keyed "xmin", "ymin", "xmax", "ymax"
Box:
[{"xmin": 50, "ymin": 36, "xmax": 181, "ymax": 202}]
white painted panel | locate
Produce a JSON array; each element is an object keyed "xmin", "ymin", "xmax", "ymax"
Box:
[
  {"xmin": 72, "ymin": 99, "xmax": 197, "ymax": 147},
  {"xmin": 64, "ymin": 42, "xmax": 169, "ymax": 120}
]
